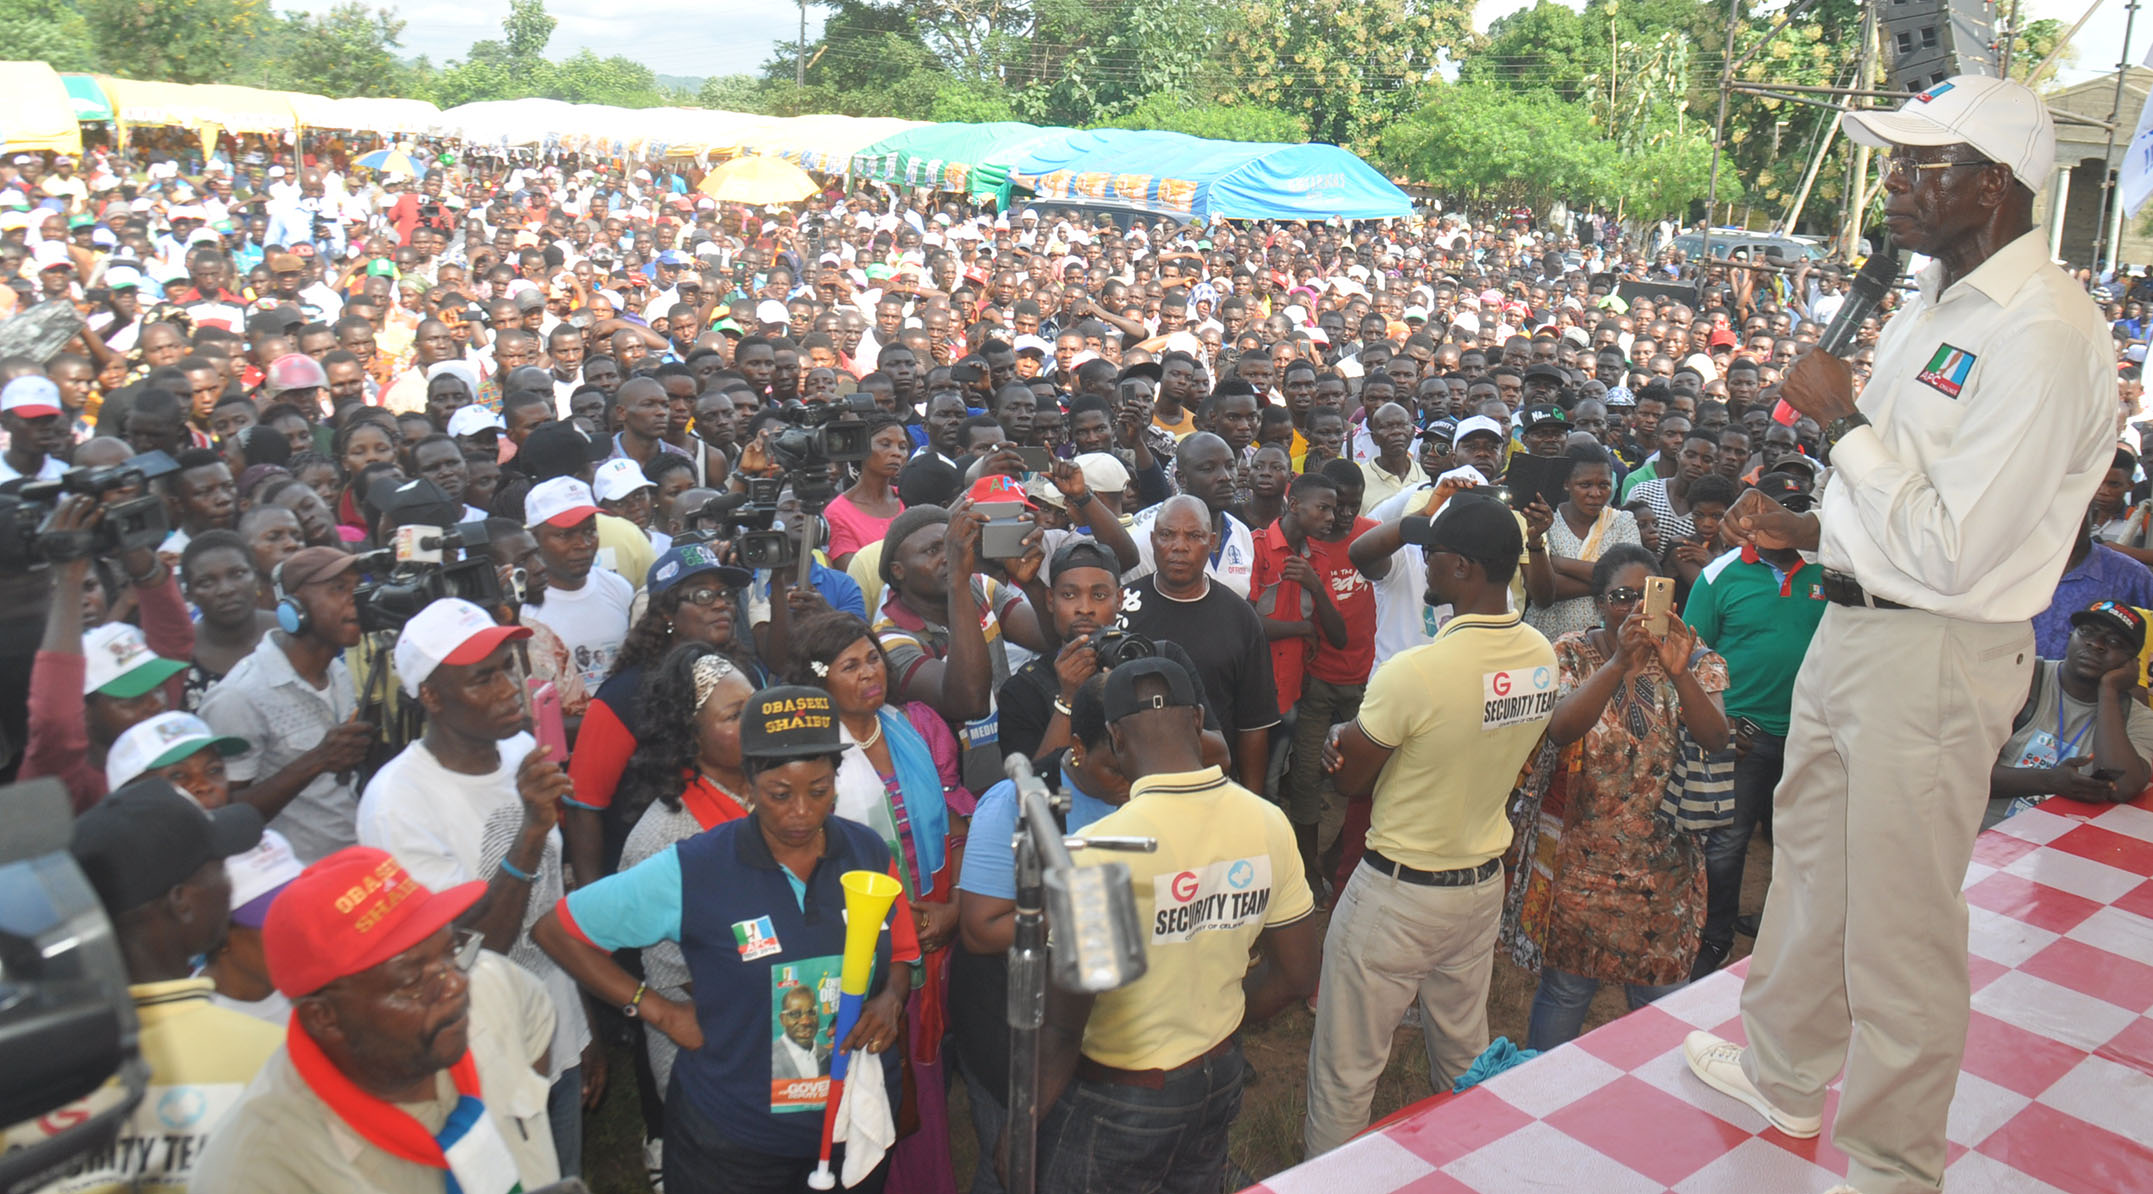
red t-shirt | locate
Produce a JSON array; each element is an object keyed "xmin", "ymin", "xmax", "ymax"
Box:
[
  {"xmin": 1305, "ymin": 517, "xmax": 1378, "ymax": 686},
  {"xmin": 1250, "ymin": 522, "xmax": 1312, "ymax": 717}
]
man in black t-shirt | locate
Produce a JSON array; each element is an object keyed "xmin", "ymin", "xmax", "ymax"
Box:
[
  {"xmin": 998, "ymin": 541, "xmax": 1219, "ymax": 763},
  {"xmin": 1121, "ymin": 496, "xmax": 1278, "ymax": 789}
]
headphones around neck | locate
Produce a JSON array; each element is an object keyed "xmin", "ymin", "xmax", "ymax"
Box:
[{"xmin": 272, "ymin": 561, "xmax": 310, "ymax": 637}]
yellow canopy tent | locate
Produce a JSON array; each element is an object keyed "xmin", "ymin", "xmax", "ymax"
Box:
[
  {"xmin": 0, "ymin": 61, "xmax": 85, "ymax": 155},
  {"xmin": 93, "ymin": 77, "xmax": 301, "ymax": 156}
]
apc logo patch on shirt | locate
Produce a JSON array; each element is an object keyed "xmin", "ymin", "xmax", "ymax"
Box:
[{"xmin": 1916, "ymin": 344, "xmax": 1976, "ymax": 398}]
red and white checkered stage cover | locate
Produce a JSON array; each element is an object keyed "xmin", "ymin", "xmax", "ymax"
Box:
[{"xmin": 1246, "ymin": 793, "xmax": 2153, "ymax": 1194}]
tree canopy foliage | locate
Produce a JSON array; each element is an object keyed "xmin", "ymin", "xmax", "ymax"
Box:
[{"xmin": 0, "ymin": 0, "xmax": 2080, "ymax": 228}]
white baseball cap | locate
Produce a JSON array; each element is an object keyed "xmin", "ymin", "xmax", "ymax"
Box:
[
  {"xmin": 83, "ymin": 623, "xmax": 187, "ymax": 698},
  {"xmin": 226, "ymin": 829, "xmax": 303, "ymax": 926},
  {"xmin": 1012, "ymin": 334, "xmax": 1052, "ymax": 357},
  {"xmin": 105, "ymin": 711, "xmax": 248, "ymax": 792},
  {"xmin": 32, "ymin": 242, "xmax": 70, "ymax": 271},
  {"xmin": 1453, "ymin": 414, "xmax": 1508, "ymax": 444},
  {"xmin": 392, "ymin": 597, "xmax": 530, "ymax": 697},
  {"xmin": 1841, "ymin": 75, "xmax": 2054, "ymax": 195},
  {"xmin": 1073, "ymin": 451, "xmax": 1131, "ymax": 495},
  {"xmin": 592, "ymin": 457, "xmax": 654, "ymax": 503},
  {"xmin": 1, "ymin": 375, "xmax": 63, "ymax": 418},
  {"xmin": 446, "ymin": 405, "xmax": 506, "ymax": 438},
  {"xmin": 524, "ymin": 476, "xmax": 600, "ymax": 529},
  {"xmin": 754, "ymin": 299, "xmax": 789, "ymax": 325}
]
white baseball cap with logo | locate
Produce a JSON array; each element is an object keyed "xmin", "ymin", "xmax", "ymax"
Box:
[
  {"xmin": 1453, "ymin": 414, "xmax": 1509, "ymax": 445},
  {"xmin": 225, "ymin": 828, "xmax": 303, "ymax": 926},
  {"xmin": 82, "ymin": 623, "xmax": 188, "ymax": 698},
  {"xmin": 1841, "ymin": 74, "xmax": 2054, "ymax": 195},
  {"xmin": 592, "ymin": 457, "xmax": 654, "ymax": 503},
  {"xmin": 392, "ymin": 597, "xmax": 530, "ymax": 697},
  {"xmin": 524, "ymin": 476, "xmax": 601, "ymax": 529},
  {"xmin": 105, "ymin": 710, "xmax": 248, "ymax": 791}
]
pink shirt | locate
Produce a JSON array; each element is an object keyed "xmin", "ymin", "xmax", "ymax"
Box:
[{"xmin": 824, "ymin": 491, "xmax": 902, "ymax": 559}]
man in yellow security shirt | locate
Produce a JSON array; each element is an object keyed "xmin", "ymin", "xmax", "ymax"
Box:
[
  {"xmin": 1304, "ymin": 493, "xmax": 1559, "ymax": 1157},
  {"xmin": 1033, "ymin": 657, "xmax": 1321, "ymax": 1194},
  {"xmin": 3, "ymin": 780, "xmax": 281, "ymax": 1193}
]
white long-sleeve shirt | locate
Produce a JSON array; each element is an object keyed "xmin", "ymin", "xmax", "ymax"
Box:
[{"xmin": 1820, "ymin": 229, "xmax": 2115, "ymax": 621}]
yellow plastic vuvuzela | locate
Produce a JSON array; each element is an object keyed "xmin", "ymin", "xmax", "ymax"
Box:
[{"xmin": 837, "ymin": 870, "xmax": 902, "ymax": 997}]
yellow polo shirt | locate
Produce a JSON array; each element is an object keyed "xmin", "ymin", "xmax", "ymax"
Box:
[
  {"xmin": 2, "ymin": 979, "xmax": 282, "ymax": 1193},
  {"xmin": 1357, "ymin": 611, "xmax": 1556, "ymax": 872},
  {"xmin": 1076, "ymin": 766, "xmax": 1315, "ymax": 1071}
]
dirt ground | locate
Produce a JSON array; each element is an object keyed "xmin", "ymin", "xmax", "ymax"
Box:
[{"xmin": 583, "ymin": 831, "xmax": 1774, "ymax": 1192}]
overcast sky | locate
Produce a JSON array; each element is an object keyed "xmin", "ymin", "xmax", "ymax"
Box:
[{"xmin": 274, "ymin": 0, "xmax": 2141, "ymax": 88}]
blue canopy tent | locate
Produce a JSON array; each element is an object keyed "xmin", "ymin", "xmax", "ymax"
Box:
[{"xmin": 1000, "ymin": 129, "xmax": 1411, "ymax": 222}]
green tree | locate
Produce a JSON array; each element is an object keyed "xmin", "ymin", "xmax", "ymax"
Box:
[
  {"xmin": 548, "ymin": 49, "xmax": 665, "ymax": 106},
  {"xmin": 0, "ymin": 0, "xmax": 97, "ymax": 71},
  {"xmin": 1382, "ymin": 82, "xmax": 1611, "ymax": 204},
  {"xmin": 2008, "ymin": 17, "xmax": 2066, "ymax": 82},
  {"xmin": 1098, "ymin": 92, "xmax": 1307, "ymax": 142},
  {"xmin": 249, "ymin": 3, "xmax": 413, "ymax": 97},
  {"xmin": 1221, "ymin": 0, "xmax": 1478, "ymax": 149},
  {"xmin": 698, "ymin": 73, "xmax": 769, "ymax": 112},
  {"xmin": 83, "ymin": 0, "xmax": 268, "ymax": 83}
]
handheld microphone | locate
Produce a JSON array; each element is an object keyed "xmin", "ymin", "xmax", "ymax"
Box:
[{"xmin": 1774, "ymin": 237, "xmax": 1906, "ymax": 425}]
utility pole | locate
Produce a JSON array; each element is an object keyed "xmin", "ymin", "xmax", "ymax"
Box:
[
  {"xmin": 2094, "ymin": 0, "xmax": 2142, "ymax": 274},
  {"xmin": 796, "ymin": 0, "xmax": 808, "ymax": 114}
]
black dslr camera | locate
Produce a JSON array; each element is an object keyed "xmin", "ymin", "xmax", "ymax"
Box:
[{"xmin": 1087, "ymin": 627, "xmax": 1156, "ymax": 669}]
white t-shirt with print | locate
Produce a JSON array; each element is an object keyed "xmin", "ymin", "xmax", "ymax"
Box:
[{"xmin": 522, "ymin": 568, "xmax": 634, "ymax": 691}]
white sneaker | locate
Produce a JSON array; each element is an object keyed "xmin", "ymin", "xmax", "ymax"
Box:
[
  {"xmin": 1681, "ymin": 1031, "xmax": 1823, "ymax": 1139},
  {"xmin": 644, "ymin": 1136, "xmax": 664, "ymax": 1191}
]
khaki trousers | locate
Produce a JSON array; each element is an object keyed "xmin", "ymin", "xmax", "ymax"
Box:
[
  {"xmin": 1739, "ymin": 605, "xmax": 2031, "ymax": 1194},
  {"xmin": 1302, "ymin": 859, "xmax": 1504, "ymax": 1158}
]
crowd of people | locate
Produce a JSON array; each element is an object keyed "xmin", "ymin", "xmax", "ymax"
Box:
[{"xmin": 5, "ymin": 121, "xmax": 2152, "ymax": 1194}]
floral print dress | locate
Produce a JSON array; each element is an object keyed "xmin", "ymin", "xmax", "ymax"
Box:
[{"xmin": 1502, "ymin": 629, "xmax": 1727, "ymax": 986}]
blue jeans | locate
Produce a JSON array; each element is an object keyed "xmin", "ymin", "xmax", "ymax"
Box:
[
  {"xmin": 1526, "ymin": 968, "xmax": 1686, "ymax": 1051},
  {"xmin": 962, "ymin": 1063, "xmax": 1009, "ymax": 1194},
  {"xmin": 1037, "ymin": 1044, "xmax": 1247, "ymax": 1194},
  {"xmin": 1701, "ymin": 728, "xmax": 1786, "ymax": 957},
  {"xmin": 547, "ymin": 1065, "xmax": 583, "ymax": 1178}
]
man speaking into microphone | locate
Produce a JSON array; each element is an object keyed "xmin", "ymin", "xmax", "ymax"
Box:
[{"xmin": 1681, "ymin": 77, "xmax": 2115, "ymax": 1194}]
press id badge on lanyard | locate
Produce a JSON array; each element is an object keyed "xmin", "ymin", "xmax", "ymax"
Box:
[
  {"xmin": 439, "ymin": 1095, "xmax": 523, "ymax": 1194},
  {"xmin": 2013, "ymin": 703, "xmax": 2092, "ymax": 771}
]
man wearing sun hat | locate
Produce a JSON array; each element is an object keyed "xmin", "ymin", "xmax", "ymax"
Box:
[
  {"xmin": 1682, "ymin": 75, "xmax": 2119, "ymax": 1194},
  {"xmin": 356, "ymin": 595, "xmax": 592, "ymax": 1175},
  {"xmin": 189, "ymin": 846, "xmax": 563, "ymax": 1193},
  {"xmin": 0, "ymin": 778, "xmax": 281, "ymax": 1193}
]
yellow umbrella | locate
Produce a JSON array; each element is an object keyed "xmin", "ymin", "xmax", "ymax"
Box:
[{"xmin": 696, "ymin": 154, "xmax": 819, "ymax": 203}]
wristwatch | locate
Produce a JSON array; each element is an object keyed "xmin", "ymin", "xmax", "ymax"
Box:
[
  {"xmin": 622, "ymin": 982, "xmax": 648, "ymax": 1019},
  {"xmin": 1826, "ymin": 412, "xmax": 1871, "ymax": 444}
]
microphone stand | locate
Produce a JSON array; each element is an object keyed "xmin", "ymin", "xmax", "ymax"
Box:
[{"xmin": 1002, "ymin": 754, "xmax": 1155, "ymax": 1194}]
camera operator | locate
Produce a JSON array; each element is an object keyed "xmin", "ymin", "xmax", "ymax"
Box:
[
  {"xmin": 749, "ymin": 486, "xmax": 869, "ymax": 670},
  {"xmin": 17, "ymin": 493, "xmax": 197, "ymax": 810},
  {"xmin": 996, "ymin": 539, "xmax": 1223, "ymax": 764},
  {"xmin": 197, "ymin": 546, "xmax": 376, "ymax": 864}
]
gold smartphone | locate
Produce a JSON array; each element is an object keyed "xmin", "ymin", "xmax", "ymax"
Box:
[{"xmin": 1642, "ymin": 576, "xmax": 1675, "ymax": 636}]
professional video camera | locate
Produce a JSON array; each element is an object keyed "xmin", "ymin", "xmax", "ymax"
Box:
[
  {"xmin": 352, "ymin": 521, "xmax": 502, "ymax": 635},
  {"xmin": 0, "ymin": 453, "xmax": 178, "ymax": 570},
  {"xmin": 767, "ymin": 392, "xmax": 877, "ymax": 477},
  {"xmin": 0, "ymin": 780, "xmax": 146, "ymax": 1194}
]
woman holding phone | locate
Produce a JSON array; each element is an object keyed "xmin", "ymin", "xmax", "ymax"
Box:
[{"xmin": 1504, "ymin": 544, "xmax": 1729, "ymax": 1049}]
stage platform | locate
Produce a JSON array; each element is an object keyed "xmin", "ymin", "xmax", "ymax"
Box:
[{"xmin": 1247, "ymin": 795, "xmax": 2153, "ymax": 1194}]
